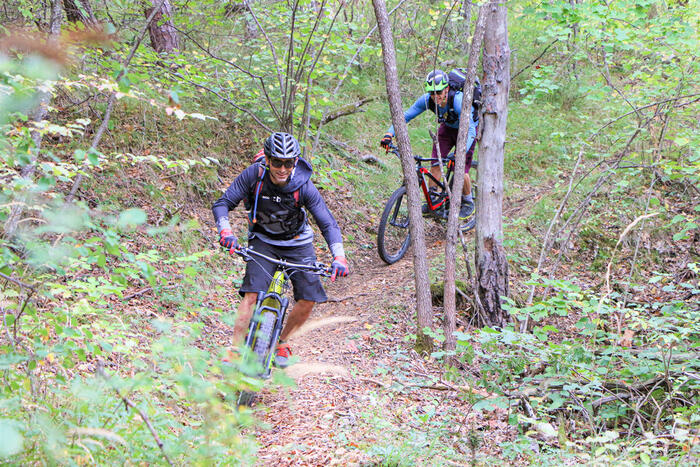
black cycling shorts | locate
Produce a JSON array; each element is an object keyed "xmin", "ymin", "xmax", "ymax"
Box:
[{"xmin": 239, "ymin": 236, "xmax": 328, "ymax": 303}]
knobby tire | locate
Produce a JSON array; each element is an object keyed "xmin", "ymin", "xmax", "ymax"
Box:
[
  {"xmin": 237, "ymin": 309, "xmax": 277, "ymax": 407},
  {"xmin": 377, "ymin": 185, "xmax": 411, "ymax": 265}
]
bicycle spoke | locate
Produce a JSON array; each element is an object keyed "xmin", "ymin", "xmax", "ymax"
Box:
[{"xmin": 377, "ymin": 186, "xmax": 411, "ymax": 264}]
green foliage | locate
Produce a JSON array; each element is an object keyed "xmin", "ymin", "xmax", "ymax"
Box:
[
  {"xmin": 452, "ymin": 272, "xmax": 699, "ymax": 464},
  {"xmin": 0, "ymin": 47, "xmax": 263, "ymax": 463},
  {"xmin": 2, "ymin": 0, "xmax": 698, "ymax": 464}
]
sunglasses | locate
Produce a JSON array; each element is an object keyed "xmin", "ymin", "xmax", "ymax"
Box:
[{"xmin": 269, "ymin": 158, "xmax": 297, "ymax": 169}]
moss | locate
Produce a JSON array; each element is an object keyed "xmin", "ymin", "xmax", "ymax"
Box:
[{"xmin": 430, "ymin": 280, "xmax": 471, "ymax": 311}]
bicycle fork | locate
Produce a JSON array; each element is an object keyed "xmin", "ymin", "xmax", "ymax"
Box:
[{"xmin": 243, "ymin": 273, "xmax": 290, "ymax": 378}]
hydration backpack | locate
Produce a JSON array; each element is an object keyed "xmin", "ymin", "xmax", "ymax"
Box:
[
  {"xmin": 447, "ymin": 68, "xmax": 482, "ymax": 123},
  {"xmin": 249, "ymin": 149, "xmax": 300, "ymax": 225}
]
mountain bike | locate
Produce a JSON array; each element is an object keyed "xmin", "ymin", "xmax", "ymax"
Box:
[
  {"xmin": 377, "ymin": 144, "xmax": 477, "ymax": 265},
  {"xmin": 231, "ymin": 246, "xmax": 331, "ymax": 406}
]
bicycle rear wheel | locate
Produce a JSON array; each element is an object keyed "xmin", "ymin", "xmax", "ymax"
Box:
[
  {"xmin": 377, "ymin": 185, "xmax": 411, "ymax": 264},
  {"xmin": 237, "ymin": 309, "xmax": 277, "ymax": 406}
]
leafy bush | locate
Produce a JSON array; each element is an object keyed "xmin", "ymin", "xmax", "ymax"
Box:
[{"xmin": 452, "ymin": 273, "xmax": 699, "ymax": 464}]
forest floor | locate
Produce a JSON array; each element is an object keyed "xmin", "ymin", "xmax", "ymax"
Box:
[
  {"xmin": 196, "ymin": 181, "xmax": 558, "ymax": 465},
  {"xmin": 190, "ymin": 167, "xmax": 696, "ymax": 466},
  {"xmin": 195, "ymin": 194, "xmax": 522, "ymax": 467},
  {"xmin": 248, "ymin": 235, "xmax": 513, "ymax": 466}
]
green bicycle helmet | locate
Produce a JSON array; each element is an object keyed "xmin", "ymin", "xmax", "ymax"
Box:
[{"xmin": 425, "ymin": 69, "xmax": 449, "ymax": 93}]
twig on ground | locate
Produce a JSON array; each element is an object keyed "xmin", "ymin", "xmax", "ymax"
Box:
[
  {"xmin": 123, "ymin": 285, "xmax": 178, "ymax": 301},
  {"xmin": 326, "ymin": 292, "xmax": 369, "ymax": 303}
]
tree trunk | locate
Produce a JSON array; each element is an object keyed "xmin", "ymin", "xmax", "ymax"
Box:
[
  {"xmin": 4, "ymin": 0, "xmax": 63, "ymax": 239},
  {"xmin": 460, "ymin": 0, "xmax": 473, "ymax": 55},
  {"xmin": 475, "ymin": 0, "xmax": 510, "ymax": 328},
  {"xmin": 63, "ymin": 0, "xmax": 96, "ymax": 28},
  {"xmin": 443, "ymin": 5, "xmax": 487, "ymax": 351},
  {"xmin": 372, "ymin": 0, "xmax": 434, "ymax": 354},
  {"xmin": 144, "ymin": 0, "xmax": 180, "ymax": 53}
]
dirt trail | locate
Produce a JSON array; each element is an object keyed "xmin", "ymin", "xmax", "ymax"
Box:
[{"xmin": 249, "ymin": 240, "xmax": 514, "ymax": 465}]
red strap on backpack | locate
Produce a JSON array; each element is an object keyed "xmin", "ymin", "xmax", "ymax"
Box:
[{"xmin": 252, "ymin": 149, "xmax": 265, "ymax": 164}]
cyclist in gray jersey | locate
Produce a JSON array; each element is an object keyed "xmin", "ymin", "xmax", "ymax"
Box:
[{"xmin": 212, "ymin": 132, "xmax": 349, "ymax": 367}]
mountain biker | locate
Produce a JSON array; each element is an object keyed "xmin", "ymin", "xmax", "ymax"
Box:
[
  {"xmin": 212, "ymin": 132, "xmax": 349, "ymax": 368},
  {"xmin": 380, "ymin": 69, "xmax": 477, "ymax": 228}
]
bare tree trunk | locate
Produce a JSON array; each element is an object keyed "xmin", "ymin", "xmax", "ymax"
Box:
[
  {"xmin": 443, "ymin": 5, "xmax": 487, "ymax": 351},
  {"xmin": 475, "ymin": 0, "xmax": 510, "ymax": 328},
  {"xmin": 144, "ymin": 0, "xmax": 180, "ymax": 53},
  {"xmin": 372, "ymin": 0, "xmax": 434, "ymax": 354},
  {"xmin": 4, "ymin": 0, "xmax": 63, "ymax": 239},
  {"xmin": 567, "ymin": 0, "xmax": 578, "ymax": 80},
  {"xmin": 460, "ymin": 0, "xmax": 473, "ymax": 55},
  {"xmin": 63, "ymin": 0, "xmax": 96, "ymax": 27}
]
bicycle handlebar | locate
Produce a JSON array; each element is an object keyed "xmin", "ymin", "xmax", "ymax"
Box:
[
  {"xmin": 385, "ymin": 143, "xmax": 477, "ymax": 168},
  {"xmin": 231, "ymin": 246, "xmax": 332, "ymax": 277},
  {"xmin": 386, "ymin": 143, "xmax": 436, "ymax": 162}
]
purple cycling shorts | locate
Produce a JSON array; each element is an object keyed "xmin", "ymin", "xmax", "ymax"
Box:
[{"xmin": 430, "ymin": 123, "xmax": 475, "ymax": 173}]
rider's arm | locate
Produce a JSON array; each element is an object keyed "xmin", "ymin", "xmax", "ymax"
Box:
[
  {"xmin": 301, "ymin": 182, "xmax": 345, "ymax": 259},
  {"xmin": 451, "ymin": 92, "xmax": 477, "ymax": 149},
  {"xmin": 385, "ymin": 93, "xmax": 431, "ymax": 136},
  {"xmin": 211, "ymin": 165, "xmax": 257, "ymax": 234}
]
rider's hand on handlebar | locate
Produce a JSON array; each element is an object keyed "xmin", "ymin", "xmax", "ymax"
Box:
[
  {"xmin": 380, "ymin": 133, "xmax": 393, "ymax": 150},
  {"xmin": 219, "ymin": 229, "xmax": 239, "ymax": 251},
  {"xmin": 330, "ymin": 256, "xmax": 349, "ymax": 282}
]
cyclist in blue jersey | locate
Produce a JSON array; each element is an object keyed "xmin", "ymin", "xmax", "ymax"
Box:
[
  {"xmin": 212, "ymin": 132, "xmax": 349, "ymax": 367},
  {"xmin": 380, "ymin": 69, "xmax": 477, "ymax": 228}
]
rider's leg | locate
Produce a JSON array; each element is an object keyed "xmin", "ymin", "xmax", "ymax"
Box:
[
  {"xmin": 236, "ymin": 236, "xmax": 277, "ymax": 347},
  {"xmin": 463, "ymin": 173, "xmax": 472, "ymax": 196},
  {"xmin": 459, "ymin": 141, "xmax": 477, "ymax": 225},
  {"xmin": 273, "ymin": 242, "xmax": 328, "ymax": 367},
  {"xmin": 279, "ymin": 299, "xmax": 315, "ymax": 341},
  {"xmin": 232, "ymin": 292, "xmax": 258, "ymax": 345},
  {"xmin": 430, "ymin": 123, "xmax": 458, "ymax": 188},
  {"xmin": 429, "ymin": 165, "xmax": 442, "ymax": 188}
]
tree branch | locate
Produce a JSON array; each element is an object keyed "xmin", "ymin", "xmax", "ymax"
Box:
[
  {"xmin": 521, "ymin": 149, "xmax": 582, "ymax": 331},
  {"xmin": 243, "ymin": 0, "xmax": 285, "ymax": 112},
  {"xmin": 510, "ymin": 38, "xmax": 558, "ymax": 81},
  {"xmin": 591, "ymin": 93, "xmax": 700, "ymax": 138},
  {"xmin": 310, "ymin": 0, "xmax": 408, "ymax": 155},
  {"xmin": 98, "ymin": 366, "xmax": 174, "ymax": 466},
  {"xmin": 0, "ymin": 271, "xmax": 37, "ymax": 291},
  {"xmin": 319, "ymin": 97, "xmax": 375, "ymax": 125},
  {"xmin": 170, "ymin": 26, "xmax": 283, "ymax": 125},
  {"xmin": 164, "ymin": 69, "xmax": 273, "ymax": 132}
]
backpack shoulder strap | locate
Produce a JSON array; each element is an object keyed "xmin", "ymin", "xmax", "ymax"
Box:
[
  {"xmin": 447, "ymin": 88, "xmax": 457, "ymax": 111},
  {"xmin": 293, "ymin": 186, "xmax": 300, "ymax": 207},
  {"xmin": 251, "ymin": 163, "xmax": 266, "ymax": 224},
  {"xmin": 254, "ymin": 164, "xmax": 265, "ymax": 192}
]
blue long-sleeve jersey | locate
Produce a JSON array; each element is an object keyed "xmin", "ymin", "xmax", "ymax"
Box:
[{"xmin": 387, "ymin": 91, "xmax": 477, "ymax": 150}]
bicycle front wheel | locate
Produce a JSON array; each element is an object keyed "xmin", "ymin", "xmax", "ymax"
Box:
[
  {"xmin": 252, "ymin": 310, "xmax": 277, "ymax": 368},
  {"xmin": 237, "ymin": 309, "xmax": 277, "ymax": 406},
  {"xmin": 377, "ymin": 185, "xmax": 411, "ymax": 265}
]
